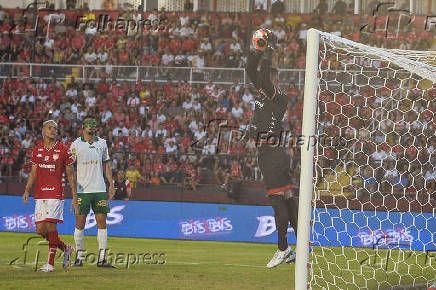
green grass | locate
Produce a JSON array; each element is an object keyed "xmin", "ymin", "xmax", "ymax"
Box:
[
  {"xmin": 0, "ymin": 232, "xmax": 434, "ymax": 289},
  {"xmin": 0, "ymin": 232, "xmax": 293, "ymax": 290},
  {"xmin": 311, "ymin": 246, "xmax": 436, "ymax": 289}
]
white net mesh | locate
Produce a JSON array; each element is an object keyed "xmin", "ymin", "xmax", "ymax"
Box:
[{"xmin": 310, "ymin": 31, "xmax": 436, "ymax": 289}]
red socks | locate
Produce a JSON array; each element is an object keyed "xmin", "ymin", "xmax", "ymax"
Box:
[
  {"xmin": 47, "ymin": 230, "xmax": 66, "ymax": 266},
  {"xmin": 48, "ymin": 245, "xmax": 57, "ymax": 266}
]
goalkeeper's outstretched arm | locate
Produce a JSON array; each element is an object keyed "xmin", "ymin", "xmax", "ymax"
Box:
[{"xmin": 245, "ymin": 50, "xmax": 276, "ymax": 99}]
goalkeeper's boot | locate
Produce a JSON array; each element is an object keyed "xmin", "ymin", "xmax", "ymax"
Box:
[
  {"xmin": 285, "ymin": 249, "xmax": 297, "ymax": 264},
  {"xmin": 286, "ymin": 246, "xmax": 313, "ymax": 264},
  {"xmin": 63, "ymin": 245, "xmax": 74, "ymax": 268},
  {"xmin": 72, "ymin": 259, "xmax": 83, "ymax": 267},
  {"xmin": 38, "ymin": 263, "xmax": 55, "ymax": 272},
  {"xmin": 267, "ymin": 246, "xmax": 291, "ymax": 268},
  {"xmin": 97, "ymin": 259, "xmax": 115, "ymax": 268}
]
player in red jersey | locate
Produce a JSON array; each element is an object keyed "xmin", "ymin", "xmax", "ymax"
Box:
[{"xmin": 22, "ymin": 120, "xmax": 79, "ymax": 272}]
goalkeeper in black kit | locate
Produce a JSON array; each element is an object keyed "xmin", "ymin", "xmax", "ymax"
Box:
[{"xmin": 245, "ymin": 28, "xmax": 299, "ymax": 268}]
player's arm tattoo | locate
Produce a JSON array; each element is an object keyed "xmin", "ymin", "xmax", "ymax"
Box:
[
  {"xmin": 65, "ymin": 165, "xmax": 77, "ymax": 198},
  {"xmin": 24, "ymin": 165, "xmax": 37, "ymax": 194}
]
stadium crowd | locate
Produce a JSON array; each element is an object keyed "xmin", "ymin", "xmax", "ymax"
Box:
[
  {"xmin": 0, "ymin": 5, "xmax": 435, "ymax": 197},
  {"xmin": 0, "ymin": 5, "xmax": 434, "ymax": 71},
  {"xmin": 0, "ymin": 75, "xmax": 303, "ymax": 188}
]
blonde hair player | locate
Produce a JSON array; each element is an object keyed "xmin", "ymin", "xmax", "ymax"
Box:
[{"xmin": 22, "ymin": 120, "xmax": 78, "ymax": 272}]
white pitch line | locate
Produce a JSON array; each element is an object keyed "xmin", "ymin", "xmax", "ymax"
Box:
[
  {"xmin": 0, "ymin": 261, "xmax": 63, "ymax": 265},
  {"xmin": 167, "ymin": 261, "xmax": 265, "ymax": 268},
  {"xmin": 1, "ymin": 260, "xmax": 271, "ymax": 268},
  {"xmin": 224, "ymin": 263, "xmax": 265, "ymax": 268},
  {"xmin": 166, "ymin": 261, "xmax": 200, "ymax": 265}
]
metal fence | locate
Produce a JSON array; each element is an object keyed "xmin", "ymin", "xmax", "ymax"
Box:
[{"xmin": 0, "ymin": 63, "xmax": 306, "ymax": 89}]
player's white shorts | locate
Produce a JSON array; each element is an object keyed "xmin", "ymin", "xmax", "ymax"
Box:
[{"xmin": 34, "ymin": 199, "xmax": 65, "ymax": 225}]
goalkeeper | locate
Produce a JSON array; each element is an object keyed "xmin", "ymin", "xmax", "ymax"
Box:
[{"xmin": 245, "ymin": 29, "xmax": 299, "ymax": 268}]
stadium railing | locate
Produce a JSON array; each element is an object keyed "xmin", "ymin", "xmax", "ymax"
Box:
[{"xmin": 0, "ymin": 63, "xmax": 306, "ymax": 88}]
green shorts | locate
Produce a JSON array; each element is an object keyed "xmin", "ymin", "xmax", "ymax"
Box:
[{"xmin": 77, "ymin": 192, "xmax": 110, "ymax": 215}]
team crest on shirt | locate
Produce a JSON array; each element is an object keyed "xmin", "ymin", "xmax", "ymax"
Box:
[
  {"xmin": 53, "ymin": 154, "xmax": 59, "ymax": 161},
  {"xmin": 44, "ymin": 156, "xmax": 49, "ymax": 162}
]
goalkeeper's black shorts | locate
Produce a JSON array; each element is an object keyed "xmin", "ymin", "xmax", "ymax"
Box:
[{"xmin": 257, "ymin": 145, "xmax": 293, "ymax": 195}]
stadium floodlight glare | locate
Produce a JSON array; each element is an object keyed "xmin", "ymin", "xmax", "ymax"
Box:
[{"xmin": 296, "ymin": 28, "xmax": 436, "ymax": 290}]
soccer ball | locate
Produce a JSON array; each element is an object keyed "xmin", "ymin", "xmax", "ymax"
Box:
[{"xmin": 251, "ymin": 28, "xmax": 271, "ymax": 52}]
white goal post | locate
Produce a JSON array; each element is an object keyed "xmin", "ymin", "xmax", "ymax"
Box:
[{"xmin": 296, "ymin": 28, "xmax": 436, "ymax": 289}]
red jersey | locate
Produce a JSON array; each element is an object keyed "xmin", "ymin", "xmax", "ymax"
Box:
[
  {"xmin": 30, "ymin": 142, "xmax": 74, "ymax": 200},
  {"xmin": 231, "ymin": 163, "xmax": 241, "ymax": 177}
]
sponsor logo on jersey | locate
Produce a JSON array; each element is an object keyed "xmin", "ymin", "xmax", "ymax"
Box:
[
  {"xmin": 41, "ymin": 187, "xmax": 55, "ymax": 191},
  {"xmin": 37, "ymin": 154, "xmax": 42, "ymax": 157},
  {"xmin": 54, "ymin": 150, "xmax": 61, "ymax": 152},
  {"xmin": 81, "ymin": 160, "xmax": 99, "ymax": 165},
  {"xmin": 179, "ymin": 217, "xmax": 233, "ymax": 237},
  {"xmin": 255, "ymin": 100, "xmax": 264, "ymax": 108},
  {"xmin": 38, "ymin": 164, "xmax": 55, "ymax": 169}
]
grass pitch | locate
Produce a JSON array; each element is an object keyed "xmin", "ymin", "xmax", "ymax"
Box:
[
  {"xmin": 0, "ymin": 232, "xmax": 293, "ymax": 290},
  {"xmin": 0, "ymin": 232, "xmax": 434, "ymax": 289}
]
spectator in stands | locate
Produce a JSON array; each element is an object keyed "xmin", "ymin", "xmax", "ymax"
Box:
[
  {"xmin": 361, "ymin": 167, "xmax": 377, "ymax": 195},
  {"xmin": 271, "ymin": 0, "xmax": 285, "ymax": 13},
  {"xmin": 104, "ymin": 0, "xmax": 115, "ymax": 10},
  {"xmin": 125, "ymin": 164, "xmax": 143, "ymax": 188},
  {"xmin": 230, "ymin": 159, "xmax": 242, "ymax": 181},
  {"xmin": 113, "ymin": 170, "xmax": 132, "ymax": 201},
  {"xmin": 184, "ymin": 0, "xmax": 193, "ymax": 11},
  {"xmin": 332, "ymin": 0, "xmax": 347, "ymax": 15},
  {"xmin": 150, "ymin": 171, "xmax": 161, "ymax": 186},
  {"xmin": 0, "ymin": 6, "xmax": 5, "ymax": 25},
  {"xmin": 0, "ymin": 8, "xmax": 434, "ymax": 198},
  {"xmin": 314, "ymin": 0, "xmax": 328, "ymax": 14}
]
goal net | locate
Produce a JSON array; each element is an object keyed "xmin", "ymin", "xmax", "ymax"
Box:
[{"xmin": 296, "ymin": 29, "xmax": 436, "ymax": 290}]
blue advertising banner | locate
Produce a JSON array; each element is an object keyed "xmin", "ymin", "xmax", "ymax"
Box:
[
  {"xmin": 0, "ymin": 196, "xmax": 434, "ymax": 250},
  {"xmin": 0, "ymin": 195, "xmax": 285, "ymax": 244},
  {"xmin": 313, "ymin": 208, "xmax": 436, "ymax": 251}
]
